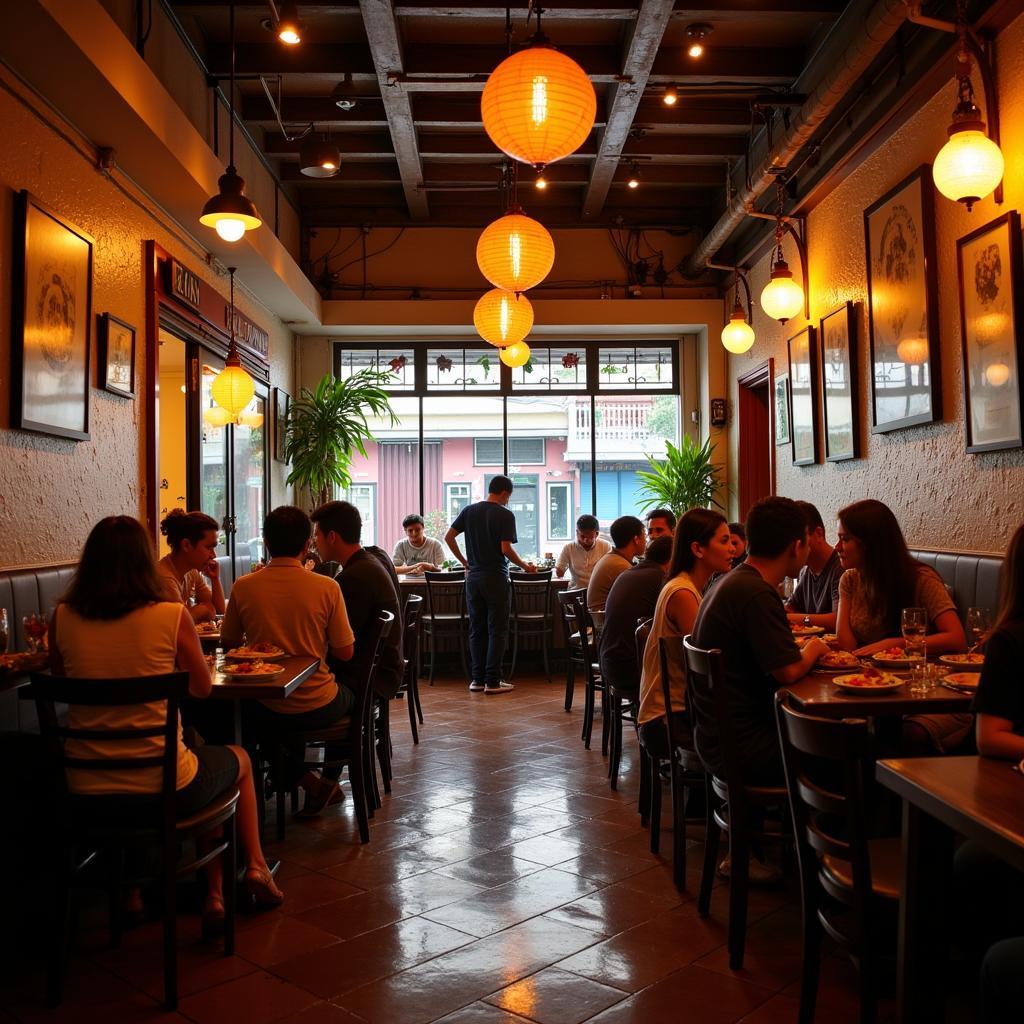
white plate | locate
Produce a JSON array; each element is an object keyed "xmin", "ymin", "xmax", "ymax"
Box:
[
  {"xmin": 832, "ymin": 672, "xmax": 905, "ymax": 694},
  {"xmin": 791, "ymin": 625, "xmax": 825, "ymax": 636},
  {"xmin": 943, "ymin": 672, "xmax": 980, "ymax": 691},
  {"xmin": 225, "ymin": 647, "xmax": 286, "ymax": 660},
  {"xmin": 871, "ymin": 653, "xmax": 919, "ymax": 669},
  {"xmin": 815, "ymin": 655, "xmax": 863, "ymax": 673},
  {"xmin": 939, "ymin": 654, "xmax": 985, "ymax": 669}
]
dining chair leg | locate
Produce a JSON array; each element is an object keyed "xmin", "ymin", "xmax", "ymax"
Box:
[
  {"xmin": 564, "ymin": 658, "xmax": 575, "ymax": 712},
  {"xmin": 697, "ymin": 779, "xmax": 719, "ymax": 918},
  {"xmin": 274, "ymin": 747, "xmax": 287, "ymax": 841},
  {"xmin": 377, "ymin": 699, "xmax": 393, "ymax": 793},
  {"xmin": 670, "ymin": 764, "xmax": 687, "ymax": 890},
  {"xmin": 638, "ymin": 749, "xmax": 650, "ymax": 827},
  {"xmin": 600, "ymin": 687, "xmax": 610, "ymax": 758},
  {"xmin": 223, "ymin": 815, "xmax": 236, "ymax": 958},
  {"xmin": 797, "ymin": 891, "xmax": 822, "ymax": 1024},
  {"xmin": 727, "ymin": 827, "xmax": 750, "ymax": 970},
  {"xmin": 507, "ymin": 619, "xmax": 519, "ymax": 682},
  {"xmin": 582, "ymin": 680, "xmax": 594, "ymax": 748},
  {"xmin": 161, "ymin": 852, "xmax": 178, "ymax": 1010},
  {"xmin": 412, "ymin": 670, "xmax": 424, "ymax": 724},
  {"xmin": 406, "ymin": 678, "xmax": 420, "ymax": 744},
  {"xmin": 649, "ymin": 766, "xmax": 662, "ymax": 854},
  {"xmin": 348, "ymin": 760, "xmax": 370, "ymax": 844},
  {"xmin": 426, "ymin": 631, "xmax": 437, "ymax": 687},
  {"xmin": 366, "ymin": 721, "xmax": 381, "ymax": 813},
  {"xmin": 608, "ymin": 702, "xmax": 622, "ymax": 790},
  {"xmin": 540, "ymin": 625, "xmax": 551, "ymax": 684}
]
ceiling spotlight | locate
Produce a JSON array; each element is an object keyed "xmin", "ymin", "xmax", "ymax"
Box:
[
  {"xmin": 663, "ymin": 84, "xmax": 679, "ymax": 107},
  {"xmin": 535, "ymin": 173, "xmax": 548, "ymax": 191},
  {"xmin": 276, "ymin": 2, "xmax": 303, "ymax": 46},
  {"xmin": 626, "ymin": 164, "xmax": 640, "ymax": 189},
  {"xmin": 334, "ymin": 97, "xmax": 356, "ymax": 111},
  {"xmin": 686, "ymin": 24, "xmax": 712, "ymax": 59},
  {"xmin": 300, "ymin": 136, "xmax": 341, "ymax": 177}
]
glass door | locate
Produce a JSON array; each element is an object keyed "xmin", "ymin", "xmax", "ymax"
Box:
[
  {"xmin": 199, "ymin": 355, "xmax": 231, "ymax": 555},
  {"xmin": 232, "ymin": 391, "xmax": 268, "ymax": 575}
]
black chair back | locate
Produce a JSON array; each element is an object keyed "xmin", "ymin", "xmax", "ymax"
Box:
[
  {"xmin": 402, "ymin": 593, "xmax": 423, "ymax": 663},
  {"xmin": 510, "ymin": 570, "xmax": 553, "ymax": 619},
  {"xmin": 569, "ymin": 590, "xmax": 598, "ymax": 667},
  {"xmin": 423, "ymin": 570, "xmax": 466, "ymax": 624},
  {"xmin": 635, "ymin": 618, "xmax": 652, "ymax": 679},
  {"xmin": 658, "ymin": 635, "xmax": 691, "ymax": 757},
  {"xmin": 557, "ymin": 587, "xmax": 586, "ymax": 651},
  {"xmin": 775, "ymin": 695, "xmax": 874, "ymax": 910},
  {"xmin": 30, "ymin": 672, "xmax": 189, "ymax": 837}
]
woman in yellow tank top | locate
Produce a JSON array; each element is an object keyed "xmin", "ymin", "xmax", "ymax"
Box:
[{"xmin": 51, "ymin": 516, "xmax": 283, "ymax": 934}]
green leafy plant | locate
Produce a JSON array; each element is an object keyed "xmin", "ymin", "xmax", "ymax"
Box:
[
  {"xmin": 636, "ymin": 436, "xmax": 725, "ymax": 516},
  {"xmin": 284, "ymin": 369, "xmax": 397, "ymax": 510}
]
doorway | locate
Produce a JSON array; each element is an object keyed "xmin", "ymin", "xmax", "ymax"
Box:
[
  {"xmin": 736, "ymin": 360, "xmax": 776, "ymax": 521},
  {"xmin": 508, "ymin": 474, "xmax": 539, "ymax": 561}
]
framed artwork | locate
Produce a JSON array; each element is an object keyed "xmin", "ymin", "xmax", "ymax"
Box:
[
  {"xmin": 274, "ymin": 388, "xmax": 291, "ymax": 463},
  {"xmin": 774, "ymin": 372, "xmax": 791, "ymax": 446},
  {"xmin": 98, "ymin": 313, "xmax": 136, "ymax": 398},
  {"xmin": 864, "ymin": 166, "xmax": 941, "ymax": 432},
  {"xmin": 956, "ymin": 210, "xmax": 1024, "ymax": 453},
  {"xmin": 819, "ymin": 302, "xmax": 859, "ymax": 461},
  {"xmin": 11, "ymin": 191, "xmax": 93, "ymax": 440},
  {"xmin": 787, "ymin": 325, "xmax": 819, "ymax": 466}
]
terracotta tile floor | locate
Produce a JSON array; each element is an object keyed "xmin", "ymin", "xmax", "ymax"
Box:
[{"xmin": 3, "ymin": 673, "xmax": 969, "ymax": 1023}]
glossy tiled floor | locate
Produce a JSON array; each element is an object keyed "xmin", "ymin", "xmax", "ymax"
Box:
[{"xmin": 3, "ymin": 675, "xmax": 900, "ymax": 1023}]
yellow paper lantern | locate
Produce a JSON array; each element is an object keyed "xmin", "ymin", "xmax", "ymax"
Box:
[
  {"xmin": 985, "ymin": 361, "xmax": 1011, "ymax": 387},
  {"xmin": 211, "ymin": 357, "xmax": 255, "ymax": 419},
  {"xmin": 500, "ymin": 341, "xmax": 531, "ymax": 368},
  {"xmin": 933, "ymin": 128, "xmax": 1004, "ymax": 211},
  {"xmin": 476, "ymin": 209, "xmax": 555, "ymax": 293},
  {"xmin": 760, "ymin": 257, "xmax": 804, "ymax": 324},
  {"xmin": 896, "ymin": 336, "xmax": 929, "ymax": 366},
  {"xmin": 473, "ymin": 289, "xmax": 534, "ymax": 347},
  {"xmin": 721, "ymin": 300, "xmax": 755, "ymax": 354},
  {"xmin": 237, "ymin": 408, "xmax": 265, "ymax": 428},
  {"xmin": 481, "ymin": 45, "xmax": 596, "ymax": 170},
  {"xmin": 203, "ymin": 405, "xmax": 233, "ymax": 428}
]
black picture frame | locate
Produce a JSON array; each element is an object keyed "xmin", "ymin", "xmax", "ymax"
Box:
[
  {"xmin": 274, "ymin": 388, "xmax": 291, "ymax": 463},
  {"xmin": 774, "ymin": 372, "xmax": 791, "ymax": 446},
  {"xmin": 863, "ymin": 166, "xmax": 941, "ymax": 433},
  {"xmin": 98, "ymin": 313, "xmax": 136, "ymax": 398},
  {"xmin": 819, "ymin": 302, "xmax": 859, "ymax": 461},
  {"xmin": 11, "ymin": 191, "xmax": 93, "ymax": 440},
  {"xmin": 787, "ymin": 325, "xmax": 819, "ymax": 466},
  {"xmin": 957, "ymin": 210, "xmax": 1024, "ymax": 453}
]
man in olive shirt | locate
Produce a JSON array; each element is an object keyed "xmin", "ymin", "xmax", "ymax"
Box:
[{"xmin": 785, "ymin": 500, "xmax": 842, "ymax": 632}]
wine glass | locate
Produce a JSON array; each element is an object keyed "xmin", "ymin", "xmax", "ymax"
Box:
[
  {"xmin": 902, "ymin": 607, "xmax": 928, "ymax": 687},
  {"xmin": 781, "ymin": 576, "xmax": 795, "ymax": 602},
  {"xmin": 22, "ymin": 613, "xmax": 47, "ymax": 654},
  {"xmin": 966, "ymin": 607, "xmax": 991, "ymax": 651},
  {"xmin": 0, "ymin": 609, "xmax": 8, "ymax": 655}
]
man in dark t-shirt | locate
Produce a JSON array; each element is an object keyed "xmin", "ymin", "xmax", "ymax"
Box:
[
  {"xmin": 599, "ymin": 536, "xmax": 672, "ymax": 692},
  {"xmin": 691, "ymin": 496, "xmax": 829, "ymax": 785},
  {"xmin": 785, "ymin": 500, "xmax": 842, "ymax": 631},
  {"xmin": 445, "ymin": 475, "xmax": 536, "ymax": 695},
  {"xmin": 974, "ymin": 623, "xmax": 1024, "ymax": 752}
]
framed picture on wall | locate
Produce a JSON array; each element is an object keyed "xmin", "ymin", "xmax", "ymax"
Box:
[
  {"xmin": 956, "ymin": 210, "xmax": 1024, "ymax": 453},
  {"xmin": 11, "ymin": 191, "xmax": 93, "ymax": 440},
  {"xmin": 98, "ymin": 313, "xmax": 136, "ymax": 398},
  {"xmin": 774, "ymin": 372, "xmax": 791, "ymax": 446},
  {"xmin": 863, "ymin": 166, "xmax": 941, "ymax": 433},
  {"xmin": 787, "ymin": 325, "xmax": 819, "ymax": 466},
  {"xmin": 273, "ymin": 388, "xmax": 291, "ymax": 463},
  {"xmin": 819, "ymin": 302, "xmax": 859, "ymax": 461}
]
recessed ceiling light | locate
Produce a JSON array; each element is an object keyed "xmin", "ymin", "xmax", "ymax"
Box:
[{"xmin": 686, "ymin": 24, "xmax": 712, "ymax": 59}]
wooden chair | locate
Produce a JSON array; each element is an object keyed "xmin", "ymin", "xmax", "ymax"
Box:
[
  {"xmin": 682, "ymin": 635, "xmax": 791, "ymax": 970},
  {"xmin": 556, "ymin": 587, "xmax": 587, "ymax": 711},
  {"xmin": 399, "ymin": 593, "xmax": 424, "ymax": 744},
  {"xmin": 634, "ymin": 619, "xmax": 653, "ymax": 827},
  {"xmin": 31, "ymin": 672, "xmax": 239, "ymax": 1011},
  {"xmin": 775, "ymin": 695, "xmax": 900, "ymax": 1024},
  {"xmin": 422, "ymin": 571, "xmax": 468, "ymax": 685},
  {"xmin": 507, "ymin": 570, "xmax": 554, "ymax": 682},
  {"xmin": 604, "ymin": 624, "xmax": 642, "ymax": 792},
  {"xmin": 571, "ymin": 590, "xmax": 607, "ymax": 753},
  {"xmin": 275, "ymin": 610, "xmax": 395, "ymax": 844}
]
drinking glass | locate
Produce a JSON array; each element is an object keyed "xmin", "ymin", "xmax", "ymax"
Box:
[
  {"xmin": 901, "ymin": 607, "xmax": 927, "ymax": 645},
  {"xmin": 781, "ymin": 577, "xmax": 795, "ymax": 602},
  {"xmin": 22, "ymin": 613, "xmax": 47, "ymax": 654},
  {"xmin": 0, "ymin": 609, "xmax": 8, "ymax": 654},
  {"xmin": 966, "ymin": 607, "xmax": 991, "ymax": 650}
]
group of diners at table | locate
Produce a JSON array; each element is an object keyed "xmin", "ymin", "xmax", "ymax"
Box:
[{"xmin": 27, "ymin": 472, "xmax": 1024, "ymax": 1021}]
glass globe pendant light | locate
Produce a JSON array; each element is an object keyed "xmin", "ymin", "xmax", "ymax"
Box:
[
  {"xmin": 932, "ymin": 44, "xmax": 1003, "ymax": 211},
  {"xmin": 476, "ymin": 206, "xmax": 555, "ymax": 293},
  {"xmin": 721, "ymin": 291, "xmax": 755, "ymax": 354},
  {"xmin": 500, "ymin": 341, "xmax": 531, "ymax": 368},
  {"xmin": 474, "ymin": 288, "xmax": 534, "ymax": 347},
  {"xmin": 481, "ymin": 5, "xmax": 596, "ymax": 172},
  {"xmin": 760, "ymin": 181, "xmax": 804, "ymax": 324},
  {"xmin": 211, "ymin": 268, "xmax": 255, "ymax": 419},
  {"xmin": 200, "ymin": 1, "xmax": 262, "ymax": 242}
]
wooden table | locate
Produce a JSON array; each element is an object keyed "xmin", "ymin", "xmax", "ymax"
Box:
[
  {"xmin": 783, "ymin": 677, "xmax": 973, "ymax": 718},
  {"xmin": 209, "ymin": 654, "xmax": 318, "ymax": 743},
  {"xmin": 877, "ymin": 756, "xmax": 1024, "ymax": 1022}
]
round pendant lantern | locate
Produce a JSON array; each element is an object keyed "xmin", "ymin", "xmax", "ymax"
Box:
[
  {"xmin": 481, "ymin": 45, "xmax": 596, "ymax": 170},
  {"xmin": 896, "ymin": 336, "xmax": 929, "ymax": 366},
  {"xmin": 474, "ymin": 288, "xmax": 534, "ymax": 347},
  {"xmin": 720, "ymin": 299, "xmax": 755, "ymax": 354},
  {"xmin": 212, "ymin": 356, "xmax": 256, "ymax": 418},
  {"xmin": 476, "ymin": 209, "xmax": 555, "ymax": 293},
  {"xmin": 760, "ymin": 258, "xmax": 804, "ymax": 324},
  {"xmin": 499, "ymin": 341, "xmax": 531, "ymax": 368},
  {"xmin": 933, "ymin": 127, "xmax": 1003, "ymax": 211}
]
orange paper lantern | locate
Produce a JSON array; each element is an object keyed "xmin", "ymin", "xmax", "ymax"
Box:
[
  {"xmin": 476, "ymin": 209, "xmax": 555, "ymax": 293},
  {"xmin": 481, "ymin": 45, "xmax": 596, "ymax": 169},
  {"xmin": 473, "ymin": 289, "xmax": 534, "ymax": 347},
  {"xmin": 500, "ymin": 341, "xmax": 531, "ymax": 368}
]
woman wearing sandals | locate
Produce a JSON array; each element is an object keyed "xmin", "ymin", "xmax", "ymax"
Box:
[{"xmin": 49, "ymin": 516, "xmax": 283, "ymax": 934}]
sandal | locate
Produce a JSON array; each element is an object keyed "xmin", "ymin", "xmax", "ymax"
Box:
[{"xmin": 245, "ymin": 868, "xmax": 284, "ymax": 908}]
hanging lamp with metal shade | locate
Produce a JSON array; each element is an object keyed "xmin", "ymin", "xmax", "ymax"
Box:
[
  {"xmin": 300, "ymin": 134, "xmax": 342, "ymax": 178},
  {"xmin": 212, "ymin": 268, "xmax": 256, "ymax": 419},
  {"xmin": 200, "ymin": 1, "xmax": 262, "ymax": 242}
]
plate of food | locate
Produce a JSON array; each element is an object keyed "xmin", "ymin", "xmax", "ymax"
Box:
[
  {"xmin": 939, "ymin": 652, "xmax": 985, "ymax": 668},
  {"xmin": 815, "ymin": 650, "xmax": 862, "ymax": 672},
  {"xmin": 822, "ymin": 633, "xmax": 839, "ymax": 646},
  {"xmin": 871, "ymin": 647, "xmax": 919, "ymax": 668},
  {"xmin": 225, "ymin": 642, "xmax": 285, "ymax": 660},
  {"xmin": 219, "ymin": 660, "xmax": 285, "ymax": 678},
  {"xmin": 791, "ymin": 624, "xmax": 825, "ymax": 637},
  {"xmin": 832, "ymin": 668, "xmax": 905, "ymax": 693},
  {"xmin": 196, "ymin": 621, "xmax": 220, "ymax": 635},
  {"xmin": 943, "ymin": 671, "xmax": 981, "ymax": 692}
]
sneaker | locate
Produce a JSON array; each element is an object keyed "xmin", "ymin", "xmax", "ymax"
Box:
[
  {"xmin": 717, "ymin": 855, "xmax": 783, "ymax": 886},
  {"xmin": 469, "ymin": 681, "xmax": 485, "ymax": 692},
  {"xmin": 484, "ymin": 682, "xmax": 514, "ymax": 695}
]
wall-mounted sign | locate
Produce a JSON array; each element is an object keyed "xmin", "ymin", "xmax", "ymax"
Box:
[{"xmin": 170, "ymin": 259, "xmax": 201, "ymax": 311}]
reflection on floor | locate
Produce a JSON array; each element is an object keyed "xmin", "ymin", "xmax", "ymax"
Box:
[{"xmin": 6, "ymin": 674, "xmax": 968, "ymax": 1023}]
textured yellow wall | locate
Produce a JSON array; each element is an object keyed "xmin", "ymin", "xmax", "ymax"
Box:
[
  {"xmin": 727, "ymin": 10, "xmax": 1024, "ymax": 555},
  {"xmin": 0, "ymin": 68, "xmax": 295, "ymax": 570}
]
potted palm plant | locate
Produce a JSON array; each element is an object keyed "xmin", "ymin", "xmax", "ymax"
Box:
[
  {"xmin": 636, "ymin": 435, "xmax": 726, "ymax": 517},
  {"xmin": 284, "ymin": 368, "xmax": 396, "ymax": 510}
]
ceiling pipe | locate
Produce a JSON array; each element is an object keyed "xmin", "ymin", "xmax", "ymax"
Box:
[{"xmin": 684, "ymin": 0, "xmax": 910, "ymax": 276}]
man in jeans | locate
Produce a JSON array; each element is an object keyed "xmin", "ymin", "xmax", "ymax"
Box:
[{"xmin": 445, "ymin": 475, "xmax": 536, "ymax": 695}]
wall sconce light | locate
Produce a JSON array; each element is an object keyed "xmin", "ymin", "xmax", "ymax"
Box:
[{"xmin": 755, "ymin": 178, "xmax": 807, "ymax": 324}]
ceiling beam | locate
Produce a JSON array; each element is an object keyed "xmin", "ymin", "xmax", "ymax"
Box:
[
  {"xmin": 358, "ymin": 0, "xmax": 429, "ymax": 219},
  {"xmin": 170, "ymin": 0, "xmax": 842, "ymax": 13},
  {"xmin": 584, "ymin": 0, "xmax": 675, "ymax": 219}
]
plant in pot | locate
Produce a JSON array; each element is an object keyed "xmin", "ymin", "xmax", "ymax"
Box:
[
  {"xmin": 636, "ymin": 435, "xmax": 725, "ymax": 517},
  {"xmin": 284, "ymin": 368, "xmax": 397, "ymax": 511}
]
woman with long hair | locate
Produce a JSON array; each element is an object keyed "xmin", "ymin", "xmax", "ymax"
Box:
[
  {"xmin": 974, "ymin": 522, "xmax": 1024, "ymax": 759},
  {"xmin": 835, "ymin": 498, "xmax": 968, "ymax": 752},
  {"xmin": 50, "ymin": 516, "xmax": 282, "ymax": 933},
  {"xmin": 158, "ymin": 509, "xmax": 225, "ymax": 623},
  {"xmin": 637, "ymin": 508, "xmax": 734, "ymax": 755}
]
